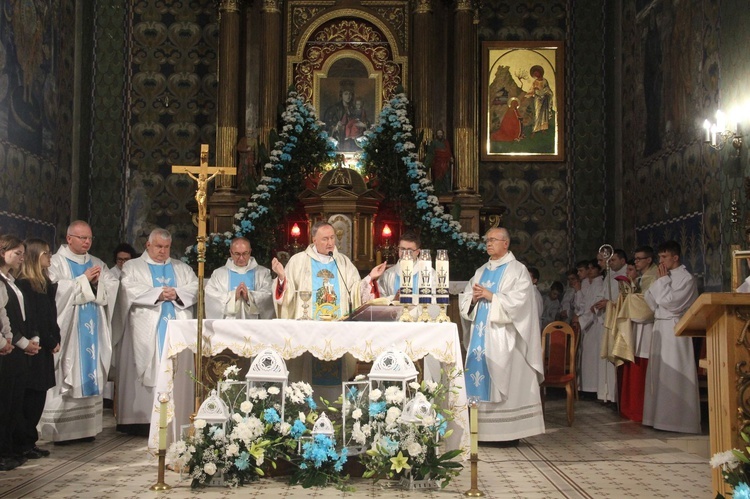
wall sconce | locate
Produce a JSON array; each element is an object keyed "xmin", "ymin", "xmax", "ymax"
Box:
[
  {"xmin": 380, "ymin": 224, "xmax": 393, "ymax": 263},
  {"xmin": 703, "ymin": 110, "xmax": 742, "ymax": 157},
  {"xmin": 290, "ymin": 223, "xmax": 302, "ymax": 254}
]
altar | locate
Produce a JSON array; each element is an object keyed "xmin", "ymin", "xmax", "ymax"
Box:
[{"xmin": 147, "ymin": 319, "xmax": 469, "ymax": 454}]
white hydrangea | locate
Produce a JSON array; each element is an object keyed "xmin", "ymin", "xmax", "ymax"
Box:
[
  {"xmin": 710, "ymin": 450, "xmax": 741, "ymax": 470},
  {"xmin": 385, "ymin": 386, "xmax": 405, "ymax": 404},
  {"xmin": 385, "ymin": 406, "xmax": 401, "ymax": 425}
]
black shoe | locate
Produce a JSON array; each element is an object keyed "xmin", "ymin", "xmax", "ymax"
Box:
[
  {"xmin": 0, "ymin": 458, "xmax": 19, "ymax": 471},
  {"xmin": 24, "ymin": 449, "xmax": 45, "ymax": 459},
  {"xmin": 32, "ymin": 446, "xmax": 50, "ymax": 457}
]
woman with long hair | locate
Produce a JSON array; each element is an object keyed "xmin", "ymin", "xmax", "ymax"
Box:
[
  {"xmin": 0, "ymin": 235, "xmax": 37, "ymax": 471},
  {"xmin": 17, "ymin": 239, "xmax": 60, "ymax": 459}
]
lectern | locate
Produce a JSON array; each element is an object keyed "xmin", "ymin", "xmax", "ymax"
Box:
[{"xmin": 675, "ymin": 293, "xmax": 750, "ymax": 496}]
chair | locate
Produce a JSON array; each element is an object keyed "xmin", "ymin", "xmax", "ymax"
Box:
[{"xmin": 540, "ymin": 321, "xmax": 578, "ymax": 426}]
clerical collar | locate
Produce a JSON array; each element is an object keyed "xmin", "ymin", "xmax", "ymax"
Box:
[
  {"xmin": 487, "ymin": 251, "xmax": 514, "ymax": 269},
  {"xmin": 59, "ymin": 244, "xmax": 90, "ymax": 264},
  {"xmin": 311, "ymin": 247, "xmax": 334, "ymax": 263},
  {"xmin": 144, "ymin": 254, "xmax": 171, "ymax": 266},
  {"xmin": 225, "ymin": 257, "xmax": 257, "ymax": 273}
]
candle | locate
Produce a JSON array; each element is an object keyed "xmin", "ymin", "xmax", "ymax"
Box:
[
  {"xmin": 158, "ymin": 392, "xmax": 169, "ymax": 450},
  {"xmin": 703, "ymin": 119, "xmax": 711, "ymax": 142},
  {"xmin": 470, "ymin": 401, "xmax": 479, "ymax": 455}
]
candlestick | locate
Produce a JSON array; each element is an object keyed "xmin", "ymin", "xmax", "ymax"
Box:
[
  {"xmin": 150, "ymin": 392, "xmax": 172, "ymax": 491},
  {"xmin": 464, "ymin": 397, "xmax": 484, "ymax": 497}
]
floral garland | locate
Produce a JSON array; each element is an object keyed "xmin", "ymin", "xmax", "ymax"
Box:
[
  {"xmin": 183, "ymin": 88, "xmax": 334, "ymax": 270},
  {"xmin": 359, "ymin": 91, "xmax": 486, "ymax": 278}
]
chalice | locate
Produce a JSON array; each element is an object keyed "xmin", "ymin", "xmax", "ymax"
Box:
[{"xmin": 298, "ymin": 290, "xmax": 312, "ymax": 320}]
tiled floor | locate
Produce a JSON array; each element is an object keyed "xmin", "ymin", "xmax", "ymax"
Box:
[{"xmin": 0, "ymin": 398, "xmax": 712, "ymax": 498}]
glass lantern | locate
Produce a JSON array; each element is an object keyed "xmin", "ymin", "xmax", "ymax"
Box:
[{"xmin": 245, "ymin": 348, "xmax": 289, "ymax": 421}]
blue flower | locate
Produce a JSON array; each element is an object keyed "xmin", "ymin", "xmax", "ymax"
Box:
[
  {"xmin": 346, "ymin": 387, "xmax": 358, "ymax": 401},
  {"xmin": 735, "ymin": 483, "xmax": 750, "ymax": 499},
  {"xmin": 295, "ymin": 124, "xmax": 303, "ymax": 133},
  {"xmin": 369, "ymin": 401, "xmax": 386, "ymax": 416},
  {"xmin": 280, "ymin": 153, "xmax": 292, "ymax": 161},
  {"xmin": 305, "ymin": 396, "xmax": 317, "ymax": 410},
  {"xmin": 234, "ymin": 451, "xmax": 250, "ymax": 471},
  {"xmin": 263, "ymin": 407, "xmax": 281, "ymax": 424},
  {"xmin": 291, "ymin": 419, "xmax": 307, "ymax": 439}
]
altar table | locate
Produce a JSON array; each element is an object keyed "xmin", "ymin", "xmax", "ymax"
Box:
[{"xmin": 147, "ymin": 319, "xmax": 469, "ymax": 453}]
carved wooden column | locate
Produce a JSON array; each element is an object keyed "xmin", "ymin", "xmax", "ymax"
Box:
[
  {"xmin": 451, "ymin": 0, "xmax": 482, "ymax": 233},
  {"xmin": 259, "ymin": 0, "xmax": 282, "ymax": 144},
  {"xmin": 215, "ymin": 0, "xmax": 241, "ymax": 193},
  {"xmin": 412, "ymin": 0, "xmax": 433, "ymax": 146}
]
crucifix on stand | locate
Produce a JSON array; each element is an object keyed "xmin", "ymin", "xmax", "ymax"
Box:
[{"xmin": 172, "ymin": 144, "xmax": 236, "ymax": 414}]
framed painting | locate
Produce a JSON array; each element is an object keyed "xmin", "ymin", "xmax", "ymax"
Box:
[
  {"xmin": 313, "ymin": 52, "xmax": 382, "ymax": 156},
  {"xmin": 480, "ymin": 41, "xmax": 565, "ymax": 162}
]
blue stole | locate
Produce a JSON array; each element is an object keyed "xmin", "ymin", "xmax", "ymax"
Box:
[
  {"xmin": 465, "ymin": 263, "xmax": 507, "ymax": 402},
  {"xmin": 229, "ymin": 269, "xmax": 256, "ymax": 291},
  {"xmin": 311, "ymin": 259, "xmax": 341, "ymax": 320},
  {"xmin": 148, "ymin": 263, "xmax": 176, "ymax": 358},
  {"xmin": 65, "ymin": 259, "xmax": 100, "ymax": 397}
]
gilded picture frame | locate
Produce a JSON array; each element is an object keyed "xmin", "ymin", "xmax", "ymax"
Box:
[{"xmin": 481, "ymin": 41, "xmax": 565, "ymax": 162}]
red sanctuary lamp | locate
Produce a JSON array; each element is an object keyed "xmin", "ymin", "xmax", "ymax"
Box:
[
  {"xmin": 290, "ymin": 223, "xmax": 302, "ymax": 254},
  {"xmin": 381, "ymin": 224, "xmax": 393, "ymax": 263}
]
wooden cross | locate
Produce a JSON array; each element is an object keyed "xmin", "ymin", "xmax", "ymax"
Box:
[{"xmin": 171, "ymin": 143, "xmax": 236, "ymax": 412}]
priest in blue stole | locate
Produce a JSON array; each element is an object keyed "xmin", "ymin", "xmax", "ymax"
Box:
[
  {"xmin": 44, "ymin": 221, "xmax": 119, "ymax": 443},
  {"xmin": 460, "ymin": 227, "xmax": 545, "ymax": 443},
  {"xmin": 271, "ymin": 221, "xmax": 384, "ymax": 397},
  {"xmin": 205, "ymin": 237, "xmax": 274, "ymax": 319},
  {"xmin": 114, "ymin": 228, "xmax": 198, "ymax": 428}
]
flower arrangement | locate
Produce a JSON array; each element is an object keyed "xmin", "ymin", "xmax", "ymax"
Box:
[
  {"xmin": 359, "ymin": 373, "xmax": 463, "ymax": 488},
  {"xmin": 711, "ymin": 429, "xmax": 750, "ymax": 498},
  {"xmin": 359, "ymin": 89, "xmax": 487, "ymax": 278},
  {"xmin": 183, "ymin": 87, "xmax": 335, "ymax": 271},
  {"xmin": 289, "ymin": 427, "xmax": 351, "ymax": 490}
]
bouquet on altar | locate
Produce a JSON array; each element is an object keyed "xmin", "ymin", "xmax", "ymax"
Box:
[
  {"xmin": 358, "ymin": 371, "xmax": 463, "ymax": 488},
  {"xmin": 711, "ymin": 428, "xmax": 750, "ymax": 498}
]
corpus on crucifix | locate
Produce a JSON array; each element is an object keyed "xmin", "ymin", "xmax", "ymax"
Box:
[{"xmin": 171, "ymin": 143, "xmax": 236, "ymax": 411}]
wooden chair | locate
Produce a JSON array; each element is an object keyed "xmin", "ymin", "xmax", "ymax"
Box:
[{"xmin": 541, "ymin": 321, "xmax": 578, "ymax": 426}]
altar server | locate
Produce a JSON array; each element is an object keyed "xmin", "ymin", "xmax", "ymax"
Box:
[
  {"xmin": 642, "ymin": 240, "xmax": 700, "ymax": 433},
  {"xmin": 43, "ymin": 221, "xmax": 118, "ymax": 443},
  {"xmin": 205, "ymin": 237, "xmax": 274, "ymax": 319},
  {"xmin": 459, "ymin": 227, "xmax": 545, "ymax": 444},
  {"xmin": 115, "ymin": 228, "xmax": 197, "ymax": 430}
]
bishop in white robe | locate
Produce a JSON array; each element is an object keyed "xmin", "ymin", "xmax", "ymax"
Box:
[
  {"xmin": 41, "ymin": 222, "xmax": 119, "ymax": 442},
  {"xmin": 114, "ymin": 229, "xmax": 198, "ymax": 427},
  {"xmin": 642, "ymin": 241, "xmax": 700, "ymax": 433},
  {"xmin": 205, "ymin": 237, "xmax": 274, "ymax": 320},
  {"xmin": 459, "ymin": 228, "xmax": 545, "ymax": 442}
]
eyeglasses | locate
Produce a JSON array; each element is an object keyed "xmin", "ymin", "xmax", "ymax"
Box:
[
  {"xmin": 231, "ymin": 252, "xmax": 251, "ymax": 258},
  {"xmin": 484, "ymin": 238, "xmax": 507, "ymax": 244},
  {"xmin": 68, "ymin": 234, "xmax": 94, "ymax": 242},
  {"xmin": 633, "ymin": 256, "xmax": 649, "ymax": 261}
]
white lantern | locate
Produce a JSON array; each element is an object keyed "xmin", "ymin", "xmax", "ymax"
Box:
[
  {"xmin": 245, "ymin": 348, "xmax": 289, "ymax": 420},
  {"xmin": 398, "ymin": 392, "xmax": 436, "ymax": 425},
  {"xmin": 341, "ymin": 380, "xmax": 370, "ymax": 455},
  {"xmin": 368, "ymin": 346, "xmax": 419, "ymax": 409},
  {"xmin": 195, "ymin": 389, "xmax": 231, "ymax": 433}
]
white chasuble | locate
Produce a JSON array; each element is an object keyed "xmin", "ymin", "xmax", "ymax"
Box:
[{"xmin": 205, "ymin": 258, "xmax": 274, "ymax": 319}]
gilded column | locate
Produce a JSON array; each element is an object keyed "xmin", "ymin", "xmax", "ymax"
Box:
[
  {"xmin": 215, "ymin": 0, "xmax": 241, "ymax": 192},
  {"xmin": 413, "ymin": 0, "xmax": 433, "ymax": 147},
  {"xmin": 451, "ymin": 0, "xmax": 482, "ymax": 233},
  {"xmin": 259, "ymin": 0, "xmax": 282, "ymax": 144}
]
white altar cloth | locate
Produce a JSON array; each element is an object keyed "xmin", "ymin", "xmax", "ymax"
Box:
[{"xmin": 147, "ymin": 319, "xmax": 469, "ymax": 454}]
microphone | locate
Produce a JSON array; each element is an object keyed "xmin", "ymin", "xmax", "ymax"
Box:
[{"xmin": 328, "ymin": 250, "xmax": 352, "ymax": 316}]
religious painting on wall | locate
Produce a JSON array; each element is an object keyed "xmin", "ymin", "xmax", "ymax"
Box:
[
  {"xmin": 480, "ymin": 41, "xmax": 565, "ymax": 162},
  {"xmin": 314, "ymin": 54, "xmax": 382, "ymax": 155}
]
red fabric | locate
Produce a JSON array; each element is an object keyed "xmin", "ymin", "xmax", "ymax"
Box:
[
  {"xmin": 544, "ymin": 373, "xmax": 574, "ymax": 384},
  {"xmin": 491, "ymin": 106, "xmax": 522, "ymax": 142},
  {"xmin": 619, "ymin": 357, "xmax": 649, "ymax": 422},
  {"xmin": 370, "ymin": 280, "xmax": 380, "ymax": 299},
  {"xmin": 275, "ymin": 279, "xmax": 285, "ymax": 300}
]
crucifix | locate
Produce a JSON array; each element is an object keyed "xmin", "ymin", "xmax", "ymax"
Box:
[{"xmin": 172, "ymin": 143, "xmax": 236, "ymax": 412}]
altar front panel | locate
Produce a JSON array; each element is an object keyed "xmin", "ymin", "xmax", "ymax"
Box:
[{"xmin": 148, "ymin": 319, "xmax": 469, "ymax": 454}]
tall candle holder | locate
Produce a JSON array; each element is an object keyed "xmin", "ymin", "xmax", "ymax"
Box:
[
  {"xmin": 435, "ymin": 249, "xmax": 451, "ymax": 323},
  {"xmin": 150, "ymin": 392, "xmax": 172, "ymax": 491},
  {"xmin": 399, "ymin": 248, "xmax": 415, "ymax": 322},
  {"xmin": 417, "ymin": 249, "xmax": 432, "ymax": 322},
  {"xmin": 464, "ymin": 396, "xmax": 484, "ymax": 497}
]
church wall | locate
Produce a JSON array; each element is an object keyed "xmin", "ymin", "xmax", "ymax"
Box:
[
  {"xmin": 620, "ymin": 0, "xmax": 721, "ymax": 291},
  {"xmin": 478, "ymin": 0, "xmax": 607, "ymax": 285},
  {"xmin": 0, "ymin": 1, "xmax": 76, "ymax": 244}
]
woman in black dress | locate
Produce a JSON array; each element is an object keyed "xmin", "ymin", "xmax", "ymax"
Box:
[{"xmin": 17, "ymin": 239, "xmax": 60, "ymax": 459}]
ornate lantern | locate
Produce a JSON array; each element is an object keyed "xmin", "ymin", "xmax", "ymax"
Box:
[{"xmin": 245, "ymin": 348, "xmax": 289, "ymax": 420}]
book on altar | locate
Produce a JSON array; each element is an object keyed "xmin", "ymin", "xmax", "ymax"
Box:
[{"xmin": 344, "ymin": 300, "xmax": 404, "ymax": 322}]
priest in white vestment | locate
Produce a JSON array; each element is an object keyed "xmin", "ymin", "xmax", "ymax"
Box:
[
  {"xmin": 594, "ymin": 249, "xmax": 626, "ymax": 403},
  {"xmin": 459, "ymin": 227, "xmax": 544, "ymax": 443},
  {"xmin": 271, "ymin": 221, "xmax": 385, "ymax": 398},
  {"xmin": 205, "ymin": 237, "xmax": 274, "ymax": 320},
  {"xmin": 642, "ymin": 240, "xmax": 700, "ymax": 433},
  {"xmin": 41, "ymin": 221, "xmax": 119, "ymax": 442},
  {"xmin": 576, "ymin": 260, "xmax": 605, "ymax": 396},
  {"xmin": 114, "ymin": 228, "xmax": 198, "ymax": 430}
]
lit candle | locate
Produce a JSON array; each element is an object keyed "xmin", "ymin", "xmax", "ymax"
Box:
[
  {"xmin": 158, "ymin": 392, "xmax": 170, "ymax": 450},
  {"xmin": 711, "ymin": 124, "xmax": 718, "ymax": 146}
]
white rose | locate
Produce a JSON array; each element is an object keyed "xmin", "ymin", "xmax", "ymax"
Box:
[
  {"xmin": 409, "ymin": 381, "xmax": 421, "ymax": 390},
  {"xmin": 240, "ymin": 401, "xmax": 253, "ymax": 414},
  {"xmin": 385, "ymin": 406, "xmax": 401, "ymax": 425},
  {"xmin": 226, "ymin": 443, "xmax": 240, "ymax": 457},
  {"xmin": 279, "ymin": 422, "xmax": 291, "ymax": 436},
  {"xmin": 268, "ymin": 386, "xmax": 280, "ymax": 395},
  {"xmin": 352, "ymin": 408, "xmax": 362, "ymax": 420},
  {"xmin": 369, "ymin": 389, "xmax": 382, "ymax": 401},
  {"xmin": 407, "ymin": 442, "xmax": 423, "ymax": 456},
  {"xmin": 203, "ymin": 462, "xmax": 217, "ymax": 475},
  {"xmin": 299, "ymin": 411, "xmax": 306, "ymax": 422},
  {"xmin": 193, "ymin": 419, "xmax": 207, "ymax": 430}
]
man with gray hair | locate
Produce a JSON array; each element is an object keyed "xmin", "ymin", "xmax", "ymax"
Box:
[
  {"xmin": 114, "ymin": 228, "xmax": 198, "ymax": 433},
  {"xmin": 459, "ymin": 227, "xmax": 545, "ymax": 445},
  {"xmin": 43, "ymin": 220, "xmax": 119, "ymax": 444}
]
